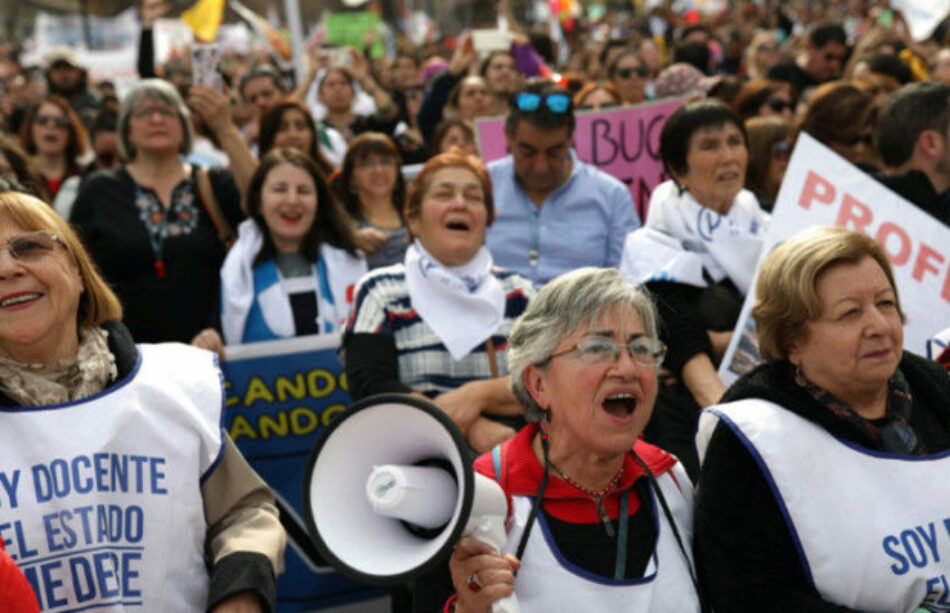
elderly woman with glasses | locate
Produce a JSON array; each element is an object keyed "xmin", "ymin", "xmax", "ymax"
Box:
[
  {"xmin": 446, "ymin": 267, "xmax": 702, "ymax": 613},
  {"xmin": 70, "ymin": 79, "xmax": 244, "ymax": 345},
  {"xmin": 695, "ymin": 226, "xmax": 950, "ymax": 612},
  {"xmin": 0, "ymin": 188, "xmax": 283, "ymax": 611}
]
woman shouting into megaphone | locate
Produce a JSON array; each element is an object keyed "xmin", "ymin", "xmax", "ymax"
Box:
[{"xmin": 446, "ymin": 268, "xmax": 704, "ymax": 612}]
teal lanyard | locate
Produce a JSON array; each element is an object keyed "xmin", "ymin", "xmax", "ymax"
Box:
[{"xmin": 614, "ymin": 488, "xmax": 631, "ymax": 580}]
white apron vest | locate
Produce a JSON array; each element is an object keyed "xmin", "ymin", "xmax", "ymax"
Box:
[
  {"xmin": 0, "ymin": 344, "xmax": 224, "ymax": 612},
  {"xmin": 698, "ymin": 399, "xmax": 950, "ymax": 613},
  {"xmin": 503, "ymin": 464, "xmax": 701, "ymax": 612}
]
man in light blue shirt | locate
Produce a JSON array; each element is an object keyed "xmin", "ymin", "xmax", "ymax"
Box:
[{"xmin": 486, "ymin": 83, "xmax": 640, "ymax": 285}]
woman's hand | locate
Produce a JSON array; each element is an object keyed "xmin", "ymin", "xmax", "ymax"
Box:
[
  {"xmin": 187, "ymin": 84, "xmax": 233, "ymax": 137},
  {"xmin": 450, "ymin": 537, "xmax": 519, "ymax": 613},
  {"xmin": 210, "ymin": 591, "xmax": 262, "ymax": 613},
  {"xmin": 192, "ymin": 328, "xmax": 225, "ymax": 360},
  {"xmin": 448, "ymin": 33, "xmax": 478, "ymax": 77},
  {"xmin": 353, "ymin": 226, "xmax": 386, "ymax": 253}
]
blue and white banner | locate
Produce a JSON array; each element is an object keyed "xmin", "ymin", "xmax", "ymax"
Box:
[{"xmin": 223, "ymin": 335, "xmax": 386, "ymax": 611}]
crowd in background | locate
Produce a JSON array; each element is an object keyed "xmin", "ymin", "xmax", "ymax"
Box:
[{"xmin": 3, "ymin": 0, "xmax": 950, "ymax": 609}]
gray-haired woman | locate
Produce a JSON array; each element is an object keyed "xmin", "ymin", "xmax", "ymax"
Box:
[
  {"xmin": 446, "ymin": 268, "xmax": 702, "ymax": 613},
  {"xmin": 70, "ymin": 78, "xmax": 244, "ymax": 343}
]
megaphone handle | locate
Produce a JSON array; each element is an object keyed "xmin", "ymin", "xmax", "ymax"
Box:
[{"xmin": 492, "ymin": 593, "xmax": 520, "ymax": 613}]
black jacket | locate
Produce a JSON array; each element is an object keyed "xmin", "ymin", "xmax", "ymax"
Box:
[{"xmin": 694, "ymin": 353, "xmax": 950, "ymax": 612}]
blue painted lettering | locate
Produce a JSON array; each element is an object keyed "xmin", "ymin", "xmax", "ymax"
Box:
[
  {"xmin": 149, "ymin": 457, "xmax": 167, "ymax": 495},
  {"xmin": 883, "ymin": 535, "xmax": 909, "ymax": 575},
  {"xmin": 0, "ymin": 470, "xmax": 20, "ymax": 508},
  {"xmin": 40, "ymin": 560, "xmax": 67, "ymax": 608},
  {"xmin": 121, "ymin": 552, "xmax": 142, "ymax": 597},
  {"xmin": 69, "ymin": 556, "xmax": 97, "ymax": 603},
  {"xmin": 902, "ymin": 529, "xmax": 930, "ymax": 568},
  {"xmin": 71, "ymin": 456, "xmax": 93, "ymax": 494},
  {"xmin": 92, "ymin": 552, "xmax": 120, "ymax": 598},
  {"xmin": 919, "ymin": 522, "xmax": 941, "ymax": 563}
]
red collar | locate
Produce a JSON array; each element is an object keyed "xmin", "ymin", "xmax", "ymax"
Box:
[{"xmin": 475, "ymin": 424, "xmax": 678, "ymax": 498}]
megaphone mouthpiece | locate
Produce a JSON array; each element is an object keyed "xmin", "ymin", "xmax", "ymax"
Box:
[{"xmin": 366, "ymin": 464, "xmax": 458, "ymax": 529}]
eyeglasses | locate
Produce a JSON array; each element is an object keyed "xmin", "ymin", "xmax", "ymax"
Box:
[
  {"xmin": 616, "ymin": 66, "xmax": 647, "ymax": 79},
  {"xmin": 0, "ymin": 231, "xmax": 66, "ymax": 262},
  {"xmin": 512, "ymin": 92, "xmax": 572, "ymax": 114},
  {"xmin": 767, "ymin": 98, "xmax": 794, "ymax": 113},
  {"xmin": 771, "ymin": 140, "xmax": 792, "ymax": 160},
  {"xmin": 131, "ymin": 106, "xmax": 177, "ymax": 120},
  {"xmin": 34, "ymin": 115, "xmax": 70, "ymax": 128},
  {"xmin": 549, "ymin": 336, "xmax": 667, "ymax": 367}
]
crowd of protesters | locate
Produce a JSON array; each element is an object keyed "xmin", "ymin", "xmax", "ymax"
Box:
[{"xmin": 3, "ymin": 0, "xmax": 950, "ymax": 610}]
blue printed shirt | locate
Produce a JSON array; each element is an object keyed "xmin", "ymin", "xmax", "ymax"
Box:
[{"xmin": 486, "ymin": 151, "xmax": 640, "ymax": 285}]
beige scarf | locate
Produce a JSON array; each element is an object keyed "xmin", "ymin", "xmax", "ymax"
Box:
[{"xmin": 0, "ymin": 327, "xmax": 118, "ymax": 406}]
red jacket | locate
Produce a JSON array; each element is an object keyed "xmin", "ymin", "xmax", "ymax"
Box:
[{"xmin": 0, "ymin": 540, "xmax": 40, "ymax": 612}]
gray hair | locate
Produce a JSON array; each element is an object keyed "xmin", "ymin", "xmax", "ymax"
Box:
[
  {"xmin": 507, "ymin": 267, "xmax": 660, "ymax": 423},
  {"xmin": 118, "ymin": 78, "xmax": 194, "ymax": 161}
]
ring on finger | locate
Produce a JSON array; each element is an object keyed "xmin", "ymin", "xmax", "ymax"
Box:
[{"xmin": 467, "ymin": 572, "xmax": 482, "ymax": 592}]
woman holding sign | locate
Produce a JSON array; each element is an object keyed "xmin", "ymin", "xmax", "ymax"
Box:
[
  {"xmin": 695, "ymin": 226, "xmax": 950, "ymax": 612},
  {"xmin": 620, "ymin": 99, "xmax": 769, "ymax": 478},
  {"xmin": 0, "ymin": 187, "xmax": 284, "ymax": 611}
]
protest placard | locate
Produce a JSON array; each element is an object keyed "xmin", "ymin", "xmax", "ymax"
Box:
[
  {"xmin": 718, "ymin": 133, "xmax": 950, "ymax": 386},
  {"xmin": 325, "ymin": 12, "xmax": 386, "ymax": 58},
  {"xmin": 222, "ymin": 335, "xmax": 386, "ymax": 611},
  {"xmin": 475, "ymin": 98, "xmax": 685, "ymax": 220}
]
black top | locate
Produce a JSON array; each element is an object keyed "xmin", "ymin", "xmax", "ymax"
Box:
[
  {"xmin": 70, "ymin": 166, "xmax": 244, "ymax": 344},
  {"xmin": 874, "ymin": 169, "xmax": 950, "ymax": 228},
  {"xmin": 647, "ymin": 278, "xmax": 743, "ymax": 377},
  {"xmin": 694, "ymin": 353, "xmax": 950, "ymax": 612}
]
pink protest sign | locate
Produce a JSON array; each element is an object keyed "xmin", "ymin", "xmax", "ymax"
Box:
[{"xmin": 475, "ymin": 97, "xmax": 686, "ymax": 220}]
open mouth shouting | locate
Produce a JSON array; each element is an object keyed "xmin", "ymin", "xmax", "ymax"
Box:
[
  {"xmin": 602, "ymin": 391, "xmax": 638, "ymax": 424},
  {"xmin": 445, "ymin": 218, "xmax": 471, "ymax": 233}
]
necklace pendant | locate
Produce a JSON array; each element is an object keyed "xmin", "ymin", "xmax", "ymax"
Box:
[
  {"xmin": 155, "ymin": 259, "xmax": 166, "ymax": 279},
  {"xmin": 597, "ymin": 499, "xmax": 615, "ymax": 538},
  {"xmin": 529, "ymin": 249, "xmax": 538, "ymax": 268}
]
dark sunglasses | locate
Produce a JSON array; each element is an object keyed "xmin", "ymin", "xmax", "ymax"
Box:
[
  {"xmin": 34, "ymin": 115, "xmax": 70, "ymax": 128},
  {"xmin": 767, "ymin": 98, "xmax": 794, "ymax": 113},
  {"xmin": 771, "ymin": 140, "xmax": 792, "ymax": 160},
  {"xmin": 616, "ymin": 66, "xmax": 648, "ymax": 79},
  {"xmin": 512, "ymin": 92, "xmax": 572, "ymax": 114},
  {"xmin": 0, "ymin": 231, "xmax": 66, "ymax": 262}
]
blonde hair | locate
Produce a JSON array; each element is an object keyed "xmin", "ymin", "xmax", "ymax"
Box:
[
  {"xmin": 0, "ymin": 191, "xmax": 123, "ymax": 328},
  {"xmin": 752, "ymin": 226, "xmax": 902, "ymax": 362}
]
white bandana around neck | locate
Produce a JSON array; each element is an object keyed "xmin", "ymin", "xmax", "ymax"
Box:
[
  {"xmin": 620, "ymin": 180, "xmax": 769, "ymax": 295},
  {"xmin": 405, "ymin": 240, "xmax": 506, "ymax": 361},
  {"xmin": 220, "ymin": 219, "xmax": 366, "ymax": 344}
]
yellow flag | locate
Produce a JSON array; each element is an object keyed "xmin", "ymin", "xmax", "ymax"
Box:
[{"xmin": 181, "ymin": 0, "xmax": 225, "ymax": 42}]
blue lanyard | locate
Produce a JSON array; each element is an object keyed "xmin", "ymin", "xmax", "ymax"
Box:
[{"xmin": 519, "ymin": 196, "xmax": 540, "ymax": 269}]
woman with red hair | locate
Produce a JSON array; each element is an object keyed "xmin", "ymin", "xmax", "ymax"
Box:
[{"xmin": 343, "ymin": 150, "xmax": 536, "ymax": 453}]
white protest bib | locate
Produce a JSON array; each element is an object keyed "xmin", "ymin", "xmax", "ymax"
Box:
[
  {"xmin": 699, "ymin": 400, "xmax": 950, "ymax": 612},
  {"xmin": 504, "ymin": 468, "xmax": 701, "ymax": 612},
  {"xmin": 0, "ymin": 344, "xmax": 224, "ymax": 612}
]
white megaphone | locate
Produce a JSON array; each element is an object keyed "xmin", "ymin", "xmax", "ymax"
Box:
[{"xmin": 303, "ymin": 394, "xmax": 519, "ymax": 613}]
